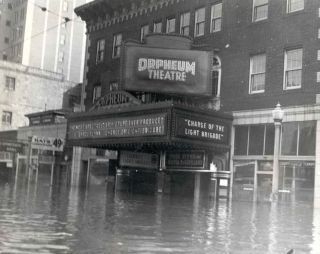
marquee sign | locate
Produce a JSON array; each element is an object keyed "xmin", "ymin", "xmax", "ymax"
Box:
[
  {"xmin": 68, "ymin": 113, "xmax": 167, "ymax": 140},
  {"xmin": 31, "ymin": 136, "xmax": 64, "ymax": 152},
  {"xmin": 175, "ymin": 114, "xmax": 229, "ymax": 145},
  {"xmin": 121, "ymin": 45, "xmax": 212, "ymax": 97},
  {"xmin": 119, "ymin": 151, "xmax": 159, "ymax": 169},
  {"xmin": 165, "ymin": 150, "xmax": 206, "ymax": 169}
]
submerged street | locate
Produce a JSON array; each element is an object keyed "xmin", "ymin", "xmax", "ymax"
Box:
[{"xmin": 0, "ymin": 173, "xmax": 319, "ymax": 254}]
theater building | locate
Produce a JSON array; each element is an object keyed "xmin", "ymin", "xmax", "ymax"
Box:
[{"xmin": 71, "ymin": 0, "xmax": 320, "ymax": 205}]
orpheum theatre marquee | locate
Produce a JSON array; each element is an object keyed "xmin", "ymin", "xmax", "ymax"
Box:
[{"xmin": 67, "ymin": 34, "xmax": 232, "ymax": 171}]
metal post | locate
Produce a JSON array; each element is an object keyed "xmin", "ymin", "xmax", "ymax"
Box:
[
  {"xmin": 50, "ymin": 151, "xmax": 55, "ymax": 186},
  {"xmin": 272, "ymin": 121, "xmax": 281, "ymax": 200}
]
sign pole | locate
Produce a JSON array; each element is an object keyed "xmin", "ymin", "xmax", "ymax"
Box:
[
  {"xmin": 26, "ymin": 137, "xmax": 32, "ymax": 181},
  {"xmin": 50, "ymin": 151, "xmax": 55, "ymax": 186}
]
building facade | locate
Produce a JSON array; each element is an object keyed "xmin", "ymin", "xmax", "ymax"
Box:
[
  {"xmin": 0, "ymin": 0, "xmax": 92, "ymax": 83},
  {"xmin": 73, "ymin": 0, "xmax": 320, "ymax": 205},
  {"xmin": 0, "ymin": 60, "xmax": 75, "ymax": 131}
]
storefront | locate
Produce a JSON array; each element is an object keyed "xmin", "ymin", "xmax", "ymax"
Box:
[{"xmin": 231, "ymin": 106, "xmax": 318, "ymax": 203}]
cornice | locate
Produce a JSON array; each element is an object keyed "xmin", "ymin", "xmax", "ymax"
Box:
[{"xmin": 80, "ymin": 0, "xmax": 185, "ymax": 33}]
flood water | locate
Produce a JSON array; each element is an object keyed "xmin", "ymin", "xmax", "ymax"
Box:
[{"xmin": 0, "ymin": 175, "xmax": 319, "ymax": 254}]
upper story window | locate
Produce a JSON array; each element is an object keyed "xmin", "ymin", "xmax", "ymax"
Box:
[
  {"xmin": 140, "ymin": 24, "xmax": 149, "ymax": 41},
  {"xmin": 63, "ymin": 0, "xmax": 68, "ymax": 12},
  {"xmin": 5, "ymin": 76, "xmax": 15, "ymax": 91},
  {"xmin": 287, "ymin": 0, "xmax": 304, "ymax": 13},
  {"xmin": 109, "ymin": 81, "xmax": 119, "ymax": 91},
  {"xmin": 284, "ymin": 48, "xmax": 302, "ymax": 90},
  {"xmin": 212, "ymin": 56, "xmax": 221, "ymax": 97},
  {"xmin": 166, "ymin": 17, "xmax": 176, "ymax": 33},
  {"xmin": 2, "ymin": 111, "xmax": 12, "ymax": 126},
  {"xmin": 253, "ymin": 0, "xmax": 268, "ymax": 21},
  {"xmin": 92, "ymin": 85, "xmax": 101, "ymax": 103},
  {"xmin": 180, "ymin": 12, "xmax": 190, "ymax": 36},
  {"xmin": 96, "ymin": 39, "xmax": 105, "ymax": 64},
  {"xmin": 58, "ymin": 51, "xmax": 64, "ymax": 62},
  {"xmin": 153, "ymin": 21, "xmax": 162, "ymax": 33},
  {"xmin": 60, "ymin": 34, "xmax": 66, "ymax": 45},
  {"xmin": 112, "ymin": 33, "xmax": 122, "ymax": 58},
  {"xmin": 210, "ymin": 3, "xmax": 222, "ymax": 33},
  {"xmin": 249, "ymin": 54, "xmax": 266, "ymax": 94},
  {"xmin": 195, "ymin": 7, "xmax": 205, "ymax": 37}
]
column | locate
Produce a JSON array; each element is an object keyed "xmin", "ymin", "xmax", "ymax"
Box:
[
  {"xmin": 314, "ymin": 120, "xmax": 320, "ymax": 208},
  {"xmin": 272, "ymin": 120, "xmax": 281, "ymax": 200},
  {"xmin": 70, "ymin": 146, "xmax": 82, "ymax": 186}
]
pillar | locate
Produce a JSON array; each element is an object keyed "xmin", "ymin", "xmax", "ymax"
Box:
[
  {"xmin": 314, "ymin": 120, "xmax": 320, "ymax": 208},
  {"xmin": 70, "ymin": 146, "xmax": 82, "ymax": 186},
  {"xmin": 194, "ymin": 172, "xmax": 201, "ymax": 200},
  {"xmin": 272, "ymin": 121, "xmax": 281, "ymax": 200}
]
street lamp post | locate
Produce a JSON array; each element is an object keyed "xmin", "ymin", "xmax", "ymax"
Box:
[{"xmin": 271, "ymin": 103, "xmax": 284, "ymax": 201}]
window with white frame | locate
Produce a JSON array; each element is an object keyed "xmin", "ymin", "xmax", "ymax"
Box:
[
  {"xmin": 153, "ymin": 21, "xmax": 162, "ymax": 33},
  {"xmin": 96, "ymin": 39, "xmax": 105, "ymax": 64},
  {"xmin": 92, "ymin": 85, "xmax": 101, "ymax": 103},
  {"xmin": 210, "ymin": 3, "xmax": 222, "ymax": 33},
  {"xmin": 140, "ymin": 25, "xmax": 149, "ymax": 41},
  {"xmin": 109, "ymin": 81, "xmax": 118, "ymax": 91},
  {"xmin": 166, "ymin": 17, "xmax": 176, "ymax": 33},
  {"xmin": 249, "ymin": 54, "xmax": 266, "ymax": 93},
  {"xmin": 5, "ymin": 76, "xmax": 15, "ymax": 90},
  {"xmin": 284, "ymin": 48, "xmax": 303, "ymax": 89},
  {"xmin": 180, "ymin": 12, "xmax": 190, "ymax": 36},
  {"xmin": 112, "ymin": 33, "xmax": 122, "ymax": 58},
  {"xmin": 253, "ymin": 0, "xmax": 268, "ymax": 21},
  {"xmin": 2, "ymin": 111, "xmax": 12, "ymax": 126},
  {"xmin": 195, "ymin": 7, "xmax": 205, "ymax": 37},
  {"xmin": 287, "ymin": 0, "xmax": 304, "ymax": 13}
]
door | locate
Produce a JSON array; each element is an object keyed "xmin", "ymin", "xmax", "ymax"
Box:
[{"xmin": 233, "ymin": 162, "xmax": 255, "ymax": 201}]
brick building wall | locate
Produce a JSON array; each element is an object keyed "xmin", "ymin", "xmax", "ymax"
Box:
[{"xmin": 77, "ymin": 0, "xmax": 320, "ymax": 112}]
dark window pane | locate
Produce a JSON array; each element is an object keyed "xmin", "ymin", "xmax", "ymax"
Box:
[
  {"xmin": 281, "ymin": 122, "xmax": 298, "ymax": 155},
  {"xmin": 264, "ymin": 124, "xmax": 274, "ymax": 155},
  {"xmin": 298, "ymin": 121, "xmax": 316, "ymax": 156},
  {"xmin": 234, "ymin": 126, "xmax": 248, "ymax": 155},
  {"xmin": 248, "ymin": 125, "xmax": 264, "ymax": 155}
]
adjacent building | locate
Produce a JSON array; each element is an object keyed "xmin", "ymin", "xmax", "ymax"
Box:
[
  {"xmin": 0, "ymin": 0, "xmax": 92, "ymax": 83},
  {"xmin": 71, "ymin": 0, "xmax": 320, "ymax": 205},
  {"xmin": 0, "ymin": 60, "xmax": 75, "ymax": 131}
]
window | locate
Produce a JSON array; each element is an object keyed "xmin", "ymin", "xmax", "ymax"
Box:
[
  {"xmin": 4, "ymin": 37, "xmax": 9, "ymax": 43},
  {"xmin": 281, "ymin": 121, "xmax": 315, "ymax": 156},
  {"xmin": 195, "ymin": 7, "xmax": 205, "ymax": 37},
  {"xmin": 287, "ymin": 0, "xmax": 304, "ymax": 13},
  {"xmin": 253, "ymin": 0, "xmax": 268, "ymax": 21},
  {"xmin": 153, "ymin": 21, "xmax": 162, "ymax": 33},
  {"xmin": 140, "ymin": 25, "xmax": 149, "ymax": 41},
  {"xmin": 95, "ymin": 39, "xmax": 105, "ymax": 64},
  {"xmin": 92, "ymin": 85, "xmax": 101, "ymax": 103},
  {"xmin": 3, "ymin": 54, "xmax": 7, "ymax": 60},
  {"xmin": 6, "ymin": 20, "xmax": 11, "ymax": 26},
  {"xmin": 58, "ymin": 51, "xmax": 64, "ymax": 62},
  {"xmin": 180, "ymin": 12, "xmax": 190, "ymax": 36},
  {"xmin": 5, "ymin": 76, "xmax": 15, "ymax": 90},
  {"xmin": 284, "ymin": 48, "xmax": 302, "ymax": 89},
  {"xmin": 212, "ymin": 56, "xmax": 221, "ymax": 97},
  {"xmin": 20, "ymin": 8, "xmax": 25, "ymax": 21},
  {"xmin": 166, "ymin": 17, "xmax": 176, "ymax": 33},
  {"xmin": 2, "ymin": 111, "xmax": 12, "ymax": 126},
  {"xmin": 112, "ymin": 33, "xmax": 122, "ymax": 58},
  {"xmin": 210, "ymin": 3, "xmax": 222, "ymax": 32},
  {"xmin": 249, "ymin": 54, "xmax": 266, "ymax": 93},
  {"xmin": 109, "ymin": 82, "xmax": 118, "ymax": 91},
  {"xmin": 63, "ymin": 0, "xmax": 68, "ymax": 11},
  {"xmin": 60, "ymin": 34, "xmax": 66, "ymax": 45},
  {"xmin": 234, "ymin": 124, "xmax": 275, "ymax": 156}
]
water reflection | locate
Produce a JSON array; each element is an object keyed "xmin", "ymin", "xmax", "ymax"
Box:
[{"xmin": 0, "ymin": 177, "xmax": 319, "ymax": 253}]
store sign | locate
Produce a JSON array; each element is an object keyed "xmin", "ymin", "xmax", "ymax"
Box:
[
  {"xmin": 0, "ymin": 141, "xmax": 24, "ymax": 153},
  {"xmin": 119, "ymin": 151, "xmax": 159, "ymax": 169},
  {"xmin": 122, "ymin": 45, "xmax": 212, "ymax": 96},
  {"xmin": 31, "ymin": 136, "xmax": 64, "ymax": 152},
  {"xmin": 165, "ymin": 151, "xmax": 205, "ymax": 169},
  {"xmin": 68, "ymin": 113, "xmax": 167, "ymax": 140},
  {"xmin": 175, "ymin": 115, "xmax": 229, "ymax": 145}
]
